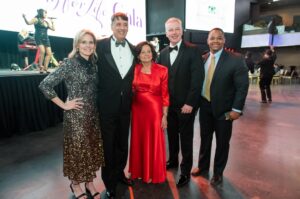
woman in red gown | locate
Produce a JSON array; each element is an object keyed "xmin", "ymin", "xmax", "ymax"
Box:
[{"xmin": 129, "ymin": 41, "xmax": 169, "ymax": 183}]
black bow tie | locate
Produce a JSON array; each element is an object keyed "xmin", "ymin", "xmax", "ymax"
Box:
[
  {"xmin": 169, "ymin": 46, "xmax": 178, "ymax": 52},
  {"xmin": 115, "ymin": 40, "xmax": 126, "ymax": 47}
]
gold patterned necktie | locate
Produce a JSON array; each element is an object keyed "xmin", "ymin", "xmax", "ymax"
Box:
[{"xmin": 204, "ymin": 54, "xmax": 216, "ymax": 101}]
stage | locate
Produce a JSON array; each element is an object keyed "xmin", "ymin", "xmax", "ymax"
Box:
[
  {"xmin": 0, "ymin": 69, "xmax": 66, "ymax": 137},
  {"xmin": 0, "ymin": 68, "xmax": 56, "ymax": 76}
]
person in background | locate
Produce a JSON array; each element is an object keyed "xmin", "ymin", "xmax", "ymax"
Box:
[
  {"xmin": 129, "ymin": 41, "xmax": 169, "ymax": 184},
  {"xmin": 96, "ymin": 12, "xmax": 135, "ymax": 199},
  {"xmin": 23, "ymin": 8, "xmax": 55, "ymax": 73},
  {"xmin": 191, "ymin": 28, "xmax": 249, "ymax": 186},
  {"xmin": 150, "ymin": 37, "xmax": 160, "ymax": 54},
  {"xmin": 39, "ymin": 29, "xmax": 104, "ymax": 199},
  {"xmin": 273, "ymin": 63, "xmax": 280, "ymax": 74},
  {"xmin": 157, "ymin": 17, "xmax": 203, "ymax": 187},
  {"xmin": 245, "ymin": 51, "xmax": 255, "ymax": 74},
  {"xmin": 257, "ymin": 45, "xmax": 277, "ymax": 103},
  {"xmin": 17, "ymin": 29, "xmax": 34, "ymax": 69}
]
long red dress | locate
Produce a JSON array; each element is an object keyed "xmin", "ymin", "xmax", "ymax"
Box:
[{"xmin": 129, "ymin": 63, "xmax": 169, "ymax": 183}]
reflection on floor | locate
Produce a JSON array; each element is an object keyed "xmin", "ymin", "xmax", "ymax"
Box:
[{"xmin": 1, "ymin": 84, "xmax": 300, "ymax": 199}]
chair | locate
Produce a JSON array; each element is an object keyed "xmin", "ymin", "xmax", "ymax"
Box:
[
  {"xmin": 282, "ymin": 70, "xmax": 298, "ymax": 84},
  {"xmin": 249, "ymin": 72, "xmax": 259, "ymax": 84},
  {"xmin": 272, "ymin": 74, "xmax": 281, "ymax": 85}
]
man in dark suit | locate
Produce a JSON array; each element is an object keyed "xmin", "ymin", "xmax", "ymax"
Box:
[
  {"xmin": 157, "ymin": 17, "xmax": 203, "ymax": 187},
  {"xmin": 257, "ymin": 46, "xmax": 276, "ymax": 103},
  {"xmin": 96, "ymin": 12, "xmax": 135, "ymax": 199},
  {"xmin": 191, "ymin": 28, "xmax": 249, "ymax": 186},
  {"xmin": 245, "ymin": 51, "xmax": 255, "ymax": 74}
]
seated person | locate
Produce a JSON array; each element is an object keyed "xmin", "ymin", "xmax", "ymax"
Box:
[{"xmin": 18, "ymin": 29, "xmax": 35, "ymax": 69}]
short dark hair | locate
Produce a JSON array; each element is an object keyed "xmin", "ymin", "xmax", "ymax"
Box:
[
  {"xmin": 264, "ymin": 49, "xmax": 273, "ymax": 56},
  {"xmin": 245, "ymin": 51, "xmax": 252, "ymax": 58},
  {"xmin": 36, "ymin": 9, "xmax": 46, "ymax": 18},
  {"xmin": 209, "ymin": 27, "xmax": 225, "ymax": 36},
  {"xmin": 111, "ymin": 12, "xmax": 128, "ymax": 24},
  {"xmin": 135, "ymin": 41, "xmax": 157, "ymax": 63}
]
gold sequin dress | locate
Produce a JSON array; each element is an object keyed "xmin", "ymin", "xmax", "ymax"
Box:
[{"xmin": 39, "ymin": 54, "xmax": 105, "ymax": 182}]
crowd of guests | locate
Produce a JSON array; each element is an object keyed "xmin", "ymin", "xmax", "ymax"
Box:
[{"xmin": 39, "ymin": 11, "xmax": 251, "ymax": 199}]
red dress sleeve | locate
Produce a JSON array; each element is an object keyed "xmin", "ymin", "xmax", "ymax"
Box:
[{"xmin": 160, "ymin": 65, "xmax": 169, "ymax": 107}]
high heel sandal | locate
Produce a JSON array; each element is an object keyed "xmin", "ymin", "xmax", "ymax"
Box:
[
  {"xmin": 85, "ymin": 183, "xmax": 100, "ymax": 198},
  {"xmin": 44, "ymin": 67, "xmax": 50, "ymax": 73},
  {"xmin": 38, "ymin": 65, "xmax": 44, "ymax": 74},
  {"xmin": 70, "ymin": 183, "xmax": 87, "ymax": 199}
]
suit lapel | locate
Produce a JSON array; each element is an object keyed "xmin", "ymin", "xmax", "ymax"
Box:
[
  {"xmin": 203, "ymin": 53, "xmax": 209, "ymax": 64},
  {"xmin": 166, "ymin": 48, "xmax": 171, "ymax": 68},
  {"xmin": 212, "ymin": 50, "xmax": 227, "ymax": 84},
  {"xmin": 169, "ymin": 43, "xmax": 184, "ymax": 75},
  {"xmin": 103, "ymin": 37, "xmax": 120, "ymax": 74}
]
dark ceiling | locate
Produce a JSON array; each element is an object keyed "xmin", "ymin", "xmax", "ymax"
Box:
[{"xmin": 257, "ymin": 0, "xmax": 300, "ymax": 10}]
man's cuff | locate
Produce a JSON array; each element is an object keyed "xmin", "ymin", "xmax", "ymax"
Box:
[{"xmin": 232, "ymin": 108, "xmax": 242, "ymax": 113}]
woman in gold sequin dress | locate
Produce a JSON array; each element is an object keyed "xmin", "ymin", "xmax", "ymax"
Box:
[{"xmin": 39, "ymin": 29, "xmax": 104, "ymax": 199}]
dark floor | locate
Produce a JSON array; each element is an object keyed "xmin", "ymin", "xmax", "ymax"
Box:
[{"xmin": 1, "ymin": 84, "xmax": 300, "ymax": 199}]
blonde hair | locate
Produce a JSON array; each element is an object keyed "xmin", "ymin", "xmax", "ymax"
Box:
[
  {"xmin": 68, "ymin": 29, "xmax": 98, "ymax": 65},
  {"xmin": 165, "ymin": 17, "xmax": 182, "ymax": 30}
]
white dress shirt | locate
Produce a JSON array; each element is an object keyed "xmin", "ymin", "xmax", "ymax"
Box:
[
  {"xmin": 111, "ymin": 37, "xmax": 134, "ymax": 79},
  {"xmin": 169, "ymin": 40, "xmax": 182, "ymax": 65}
]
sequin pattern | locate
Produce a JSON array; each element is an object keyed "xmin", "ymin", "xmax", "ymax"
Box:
[{"xmin": 39, "ymin": 55, "xmax": 105, "ymax": 182}]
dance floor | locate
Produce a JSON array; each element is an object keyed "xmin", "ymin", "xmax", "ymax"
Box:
[{"xmin": 0, "ymin": 84, "xmax": 300, "ymax": 199}]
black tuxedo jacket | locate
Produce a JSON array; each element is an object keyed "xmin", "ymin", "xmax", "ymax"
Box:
[
  {"xmin": 96, "ymin": 36, "xmax": 136, "ymax": 116},
  {"xmin": 202, "ymin": 50, "xmax": 249, "ymax": 119},
  {"xmin": 157, "ymin": 41, "xmax": 203, "ymax": 109},
  {"xmin": 257, "ymin": 53, "xmax": 276, "ymax": 78}
]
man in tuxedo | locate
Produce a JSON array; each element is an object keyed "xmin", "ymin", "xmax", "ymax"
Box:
[
  {"xmin": 96, "ymin": 12, "xmax": 135, "ymax": 198},
  {"xmin": 157, "ymin": 17, "xmax": 203, "ymax": 187},
  {"xmin": 191, "ymin": 28, "xmax": 249, "ymax": 186}
]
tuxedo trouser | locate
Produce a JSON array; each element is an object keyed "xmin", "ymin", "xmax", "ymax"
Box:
[
  {"xmin": 167, "ymin": 107, "xmax": 196, "ymax": 176},
  {"xmin": 259, "ymin": 76, "xmax": 273, "ymax": 101},
  {"xmin": 198, "ymin": 98, "xmax": 232, "ymax": 176},
  {"xmin": 100, "ymin": 113, "xmax": 130, "ymax": 191}
]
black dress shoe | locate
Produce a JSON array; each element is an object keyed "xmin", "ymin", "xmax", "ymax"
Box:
[
  {"xmin": 191, "ymin": 168, "xmax": 209, "ymax": 177},
  {"xmin": 176, "ymin": 175, "xmax": 190, "ymax": 187},
  {"xmin": 166, "ymin": 161, "xmax": 178, "ymax": 170},
  {"xmin": 210, "ymin": 175, "xmax": 223, "ymax": 186},
  {"xmin": 105, "ymin": 190, "xmax": 115, "ymax": 199},
  {"xmin": 120, "ymin": 176, "xmax": 134, "ymax": 186}
]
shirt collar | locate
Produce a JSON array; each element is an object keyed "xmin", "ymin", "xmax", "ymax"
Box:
[
  {"xmin": 112, "ymin": 35, "xmax": 126, "ymax": 43},
  {"xmin": 170, "ymin": 40, "xmax": 182, "ymax": 49},
  {"xmin": 76, "ymin": 53, "xmax": 92, "ymax": 66},
  {"xmin": 210, "ymin": 48, "xmax": 223, "ymax": 60}
]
